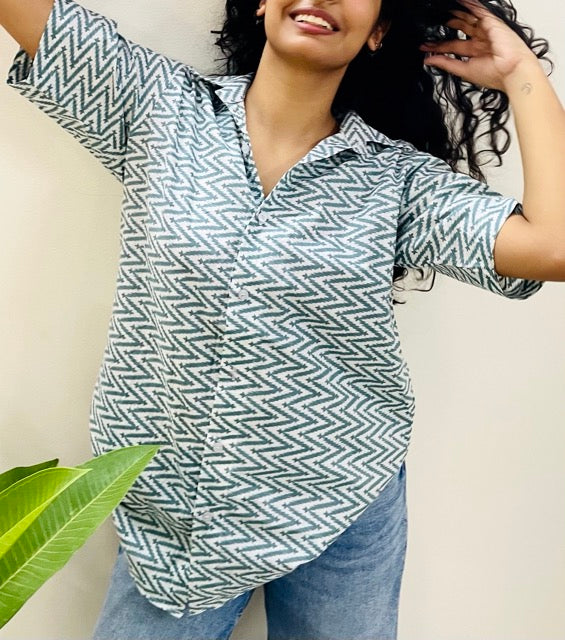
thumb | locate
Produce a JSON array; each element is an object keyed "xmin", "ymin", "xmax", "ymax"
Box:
[{"xmin": 423, "ymin": 54, "xmax": 468, "ymax": 76}]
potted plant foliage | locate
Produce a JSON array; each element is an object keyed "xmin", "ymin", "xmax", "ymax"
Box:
[{"xmin": 0, "ymin": 444, "xmax": 160, "ymax": 627}]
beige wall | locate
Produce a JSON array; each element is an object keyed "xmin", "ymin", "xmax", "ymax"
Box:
[{"xmin": 1, "ymin": 0, "xmax": 563, "ymax": 638}]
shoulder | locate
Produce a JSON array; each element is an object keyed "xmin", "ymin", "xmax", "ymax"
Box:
[
  {"xmin": 388, "ymin": 141, "xmax": 456, "ymax": 181},
  {"xmin": 357, "ymin": 120, "xmax": 450, "ymax": 172},
  {"xmin": 359, "ymin": 124, "xmax": 445, "ymax": 180},
  {"xmin": 357, "ymin": 121, "xmax": 445, "ymax": 176},
  {"xmin": 343, "ymin": 110, "xmax": 417, "ymax": 158}
]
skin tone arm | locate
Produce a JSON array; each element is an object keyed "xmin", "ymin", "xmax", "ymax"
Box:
[
  {"xmin": 0, "ymin": 0, "xmax": 54, "ymax": 59},
  {"xmin": 420, "ymin": 0, "xmax": 565, "ymax": 282},
  {"xmin": 493, "ymin": 60, "xmax": 565, "ymax": 280}
]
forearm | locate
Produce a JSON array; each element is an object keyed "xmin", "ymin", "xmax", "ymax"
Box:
[
  {"xmin": 0, "ymin": 0, "xmax": 54, "ymax": 59},
  {"xmin": 503, "ymin": 58, "xmax": 565, "ymax": 240}
]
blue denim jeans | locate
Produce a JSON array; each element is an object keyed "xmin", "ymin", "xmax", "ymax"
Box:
[{"xmin": 91, "ymin": 462, "xmax": 407, "ymax": 640}]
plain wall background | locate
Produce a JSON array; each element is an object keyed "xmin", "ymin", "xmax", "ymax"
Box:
[{"xmin": 0, "ymin": 0, "xmax": 563, "ymax": 637}]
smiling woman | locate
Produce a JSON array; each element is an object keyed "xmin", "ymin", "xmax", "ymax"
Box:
[
  {"xmin": 1, "ymin": 0, "xmax": 563, "ymax": 637},
  {"xmin": 213, "ymin": 0, "xmax": 559, "ymax": 301}
]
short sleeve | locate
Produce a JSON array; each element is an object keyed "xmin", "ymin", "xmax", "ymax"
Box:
[
  {"xmin": 395, "ymin": 148, "xmax": 545, "ymax": 300},
  {"xmin": 5, "ymin": 0, "xmax": 181, "ymax": 182}
]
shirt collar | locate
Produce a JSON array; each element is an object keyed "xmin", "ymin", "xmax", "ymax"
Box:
[{"xmin": 202, "ymin": 71, "xmax": 398, "ymax": 157}]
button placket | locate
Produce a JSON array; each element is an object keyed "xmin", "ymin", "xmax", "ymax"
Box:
[
  {"xmin": 231, "ymin": 283, "xmax": 250, "ymax": 301},
  {"xmin": 194, "ymin": 358, "xmax": 236, "ymax": 530},
  {"xmin": 207, "ymin": 430, "xmax": 228, "ymax": 454},
  {"xmin": 241, "ymin": 139, "xmax": 251, "ymax": 156},
  {"xmin": 194, "ymin": 447, "xmax": 231, "ymax": 526},
  {"xmin": 200, "ymin": 510, "xmax": 214, "ymax": 523},
  {"xmin": 212, "ymin": 439, "xmax": 224, "ymax": 452}
]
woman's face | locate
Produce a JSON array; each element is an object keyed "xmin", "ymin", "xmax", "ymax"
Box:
[{"xmin": 256, "ymin": 0, "xmax": 389, "ymax": 71}]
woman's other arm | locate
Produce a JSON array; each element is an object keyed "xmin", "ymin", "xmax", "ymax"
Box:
[
  {"xmin": 492, "ymin": 59, "xmax": 565, "ymax": 281},
  {"xmin": 420, "ymin": 0, "xmax": 565, "ymax": 281},
  {"xmin": 0, "ymin": 0, "xmax": 54, "ymax": 59}
]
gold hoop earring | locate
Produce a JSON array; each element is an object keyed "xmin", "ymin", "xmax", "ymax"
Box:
[{"xmin": 366, "ymin": 42, "xmax": 383, "ymax": 57}]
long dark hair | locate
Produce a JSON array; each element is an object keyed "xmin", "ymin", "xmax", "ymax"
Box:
[{"xmin": 210, "ymin": 0, "xmax": 554, "ymax": 304}]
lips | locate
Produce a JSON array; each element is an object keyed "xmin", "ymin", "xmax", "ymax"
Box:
[{"xmin": 288, "ymin": 7, "xmax": 340, "ymax": 31}]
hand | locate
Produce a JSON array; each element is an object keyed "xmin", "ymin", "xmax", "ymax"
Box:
[{"xmin": 419, "ymin": 0, "xmax": 540, "ymax": 92}]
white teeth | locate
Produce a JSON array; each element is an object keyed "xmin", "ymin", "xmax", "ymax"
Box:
[{"xmin": 293, "ymin": 13, "xmax": 334, "ymax": 30}]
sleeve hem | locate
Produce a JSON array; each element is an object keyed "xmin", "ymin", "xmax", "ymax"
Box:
[
  {"xmin": 484, "ymin": 196, "xmax": 545, "ymax": 300},
  {"xmin": 6, "ymin": 0, "xmax": 59, "ymax": 98},
  {"xmin": 5, "ymin": 0, "xmax": 103, "ymax": 136}
]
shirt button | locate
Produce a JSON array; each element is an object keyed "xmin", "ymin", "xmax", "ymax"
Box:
[
  {"xmin": 201, "ymin": 511, "xmax": 214, "ymax": 523},
  {"xmin": 212, "ymin": 440, "xmax": 224, "ymax": 452},
  {"xmin": 234, "ymin": 286, "xmax": 249, "ymax": 301},
  {"xmin": 241, "ymin": 140, "xmax": 251, "ymax": 155},
  {"xmin": 258, "ymin": 211, "xmax": 269, "ymax": 224}
]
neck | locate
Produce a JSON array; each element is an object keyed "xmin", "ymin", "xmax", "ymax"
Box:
[{"xmin": 244, "ymin": 44, "xmax": 346, "ymax": 144}]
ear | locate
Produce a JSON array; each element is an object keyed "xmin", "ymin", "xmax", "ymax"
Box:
[
  {"xmin": 256, "ymin": 0, "xmax": 267, "ymax": 17},
  {"xmin": 366, "ymin": 18, "xmax": 392, "ymax": 51}
]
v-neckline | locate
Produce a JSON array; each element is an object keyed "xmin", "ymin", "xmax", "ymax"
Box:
[{"xmin": 241, "ymin": 117, "xmax": 343, "ymax": 206}]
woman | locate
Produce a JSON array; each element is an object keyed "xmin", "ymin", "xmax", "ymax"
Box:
[{"xmin": 3, "ymin": 0, "xmax": 563, "ymax": 637}]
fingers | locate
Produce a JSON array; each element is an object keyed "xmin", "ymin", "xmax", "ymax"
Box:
[
  {"xmin": 445, "ymin": 16, "xmax": 480, "ymax": 36},
  {"xmin": 449, "ymin": 9, "xmax": 479, "ymax": 25},
  {"xmin": 422, "ymin": 54, "xmax": 471, "ymax": 77},
  {"xmin": 420, "ymin": 39, "xmax": 476, "ymax": 56}
]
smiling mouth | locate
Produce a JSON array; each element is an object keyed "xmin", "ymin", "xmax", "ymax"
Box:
[
  {"xmin": 290, "ymin": 17, "xmax": 339, "ymax": 35},
  {"xmin": 289, "ymin": 12, "xmax": 340, "ymax": 32}
]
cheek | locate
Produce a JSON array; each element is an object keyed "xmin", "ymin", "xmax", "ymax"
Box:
[{"xmin": 345, "ymin": 0, "xmax": 381, "ymax": 35}]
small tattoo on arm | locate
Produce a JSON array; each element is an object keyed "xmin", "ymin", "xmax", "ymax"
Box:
[{"xmin": 521, "ymin": 82, "xmax": 533, "ymax": 95}]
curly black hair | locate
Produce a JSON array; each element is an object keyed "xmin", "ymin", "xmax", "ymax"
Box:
[{"xmin": 210, "ymin": 0, "xmax": 554, "ymax": 304}]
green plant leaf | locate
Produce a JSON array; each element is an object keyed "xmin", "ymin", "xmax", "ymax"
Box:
[
  {"xmin": 0, "ymin": 459, "xmax": 59, "ymax": 494},
  {"xmin": 0, "ymin": 467, "xmax": 90, "ymax": 559},
  {"xmin": 0, "ymin": 444, "xmax": 160, "ymax": 627}
]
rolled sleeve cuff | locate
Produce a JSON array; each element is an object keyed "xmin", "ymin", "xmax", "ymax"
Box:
[
  {"xmin": 6, "ymin": 0, "xmax": 119, "ymax": 141},
  {"xmin": 432, "ymin": 194, "xmax": 545, "ymax": 300},
  {"xmin": 483, "ymin": 197, "xmax": 545, "ymax": 299}
]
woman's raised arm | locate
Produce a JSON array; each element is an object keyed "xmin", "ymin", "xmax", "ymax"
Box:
[{"xmin": 2, "ymin": 0, "xmax": 186, "ymax": 183}]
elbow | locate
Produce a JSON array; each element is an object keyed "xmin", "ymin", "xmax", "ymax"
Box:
[
  {"xmin": 554, "ymin": 246, "xmax": 565, "ymax": 281},
  {"xmin": 547, "ymin": 234, "xmax": 565, "ymax": 281}
]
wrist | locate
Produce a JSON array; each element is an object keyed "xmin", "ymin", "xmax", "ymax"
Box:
[{"xmin": 502, "ymin": 56, "xmax": 546, "ymax": 99}]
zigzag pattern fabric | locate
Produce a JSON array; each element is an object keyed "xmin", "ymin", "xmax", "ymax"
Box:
[{"xmin": 6, "ymin": 0, "xmax": 544, "ymax": 619}]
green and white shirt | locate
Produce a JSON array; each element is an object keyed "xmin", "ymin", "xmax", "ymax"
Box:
[{"xmin": 6, "ymin": 0, "xmax": 544, "ymax": 619}]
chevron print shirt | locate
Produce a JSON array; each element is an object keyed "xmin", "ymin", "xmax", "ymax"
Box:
[{"xmin": 6, "ymin": 0, "xmax": 545, "ymax": 619}]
